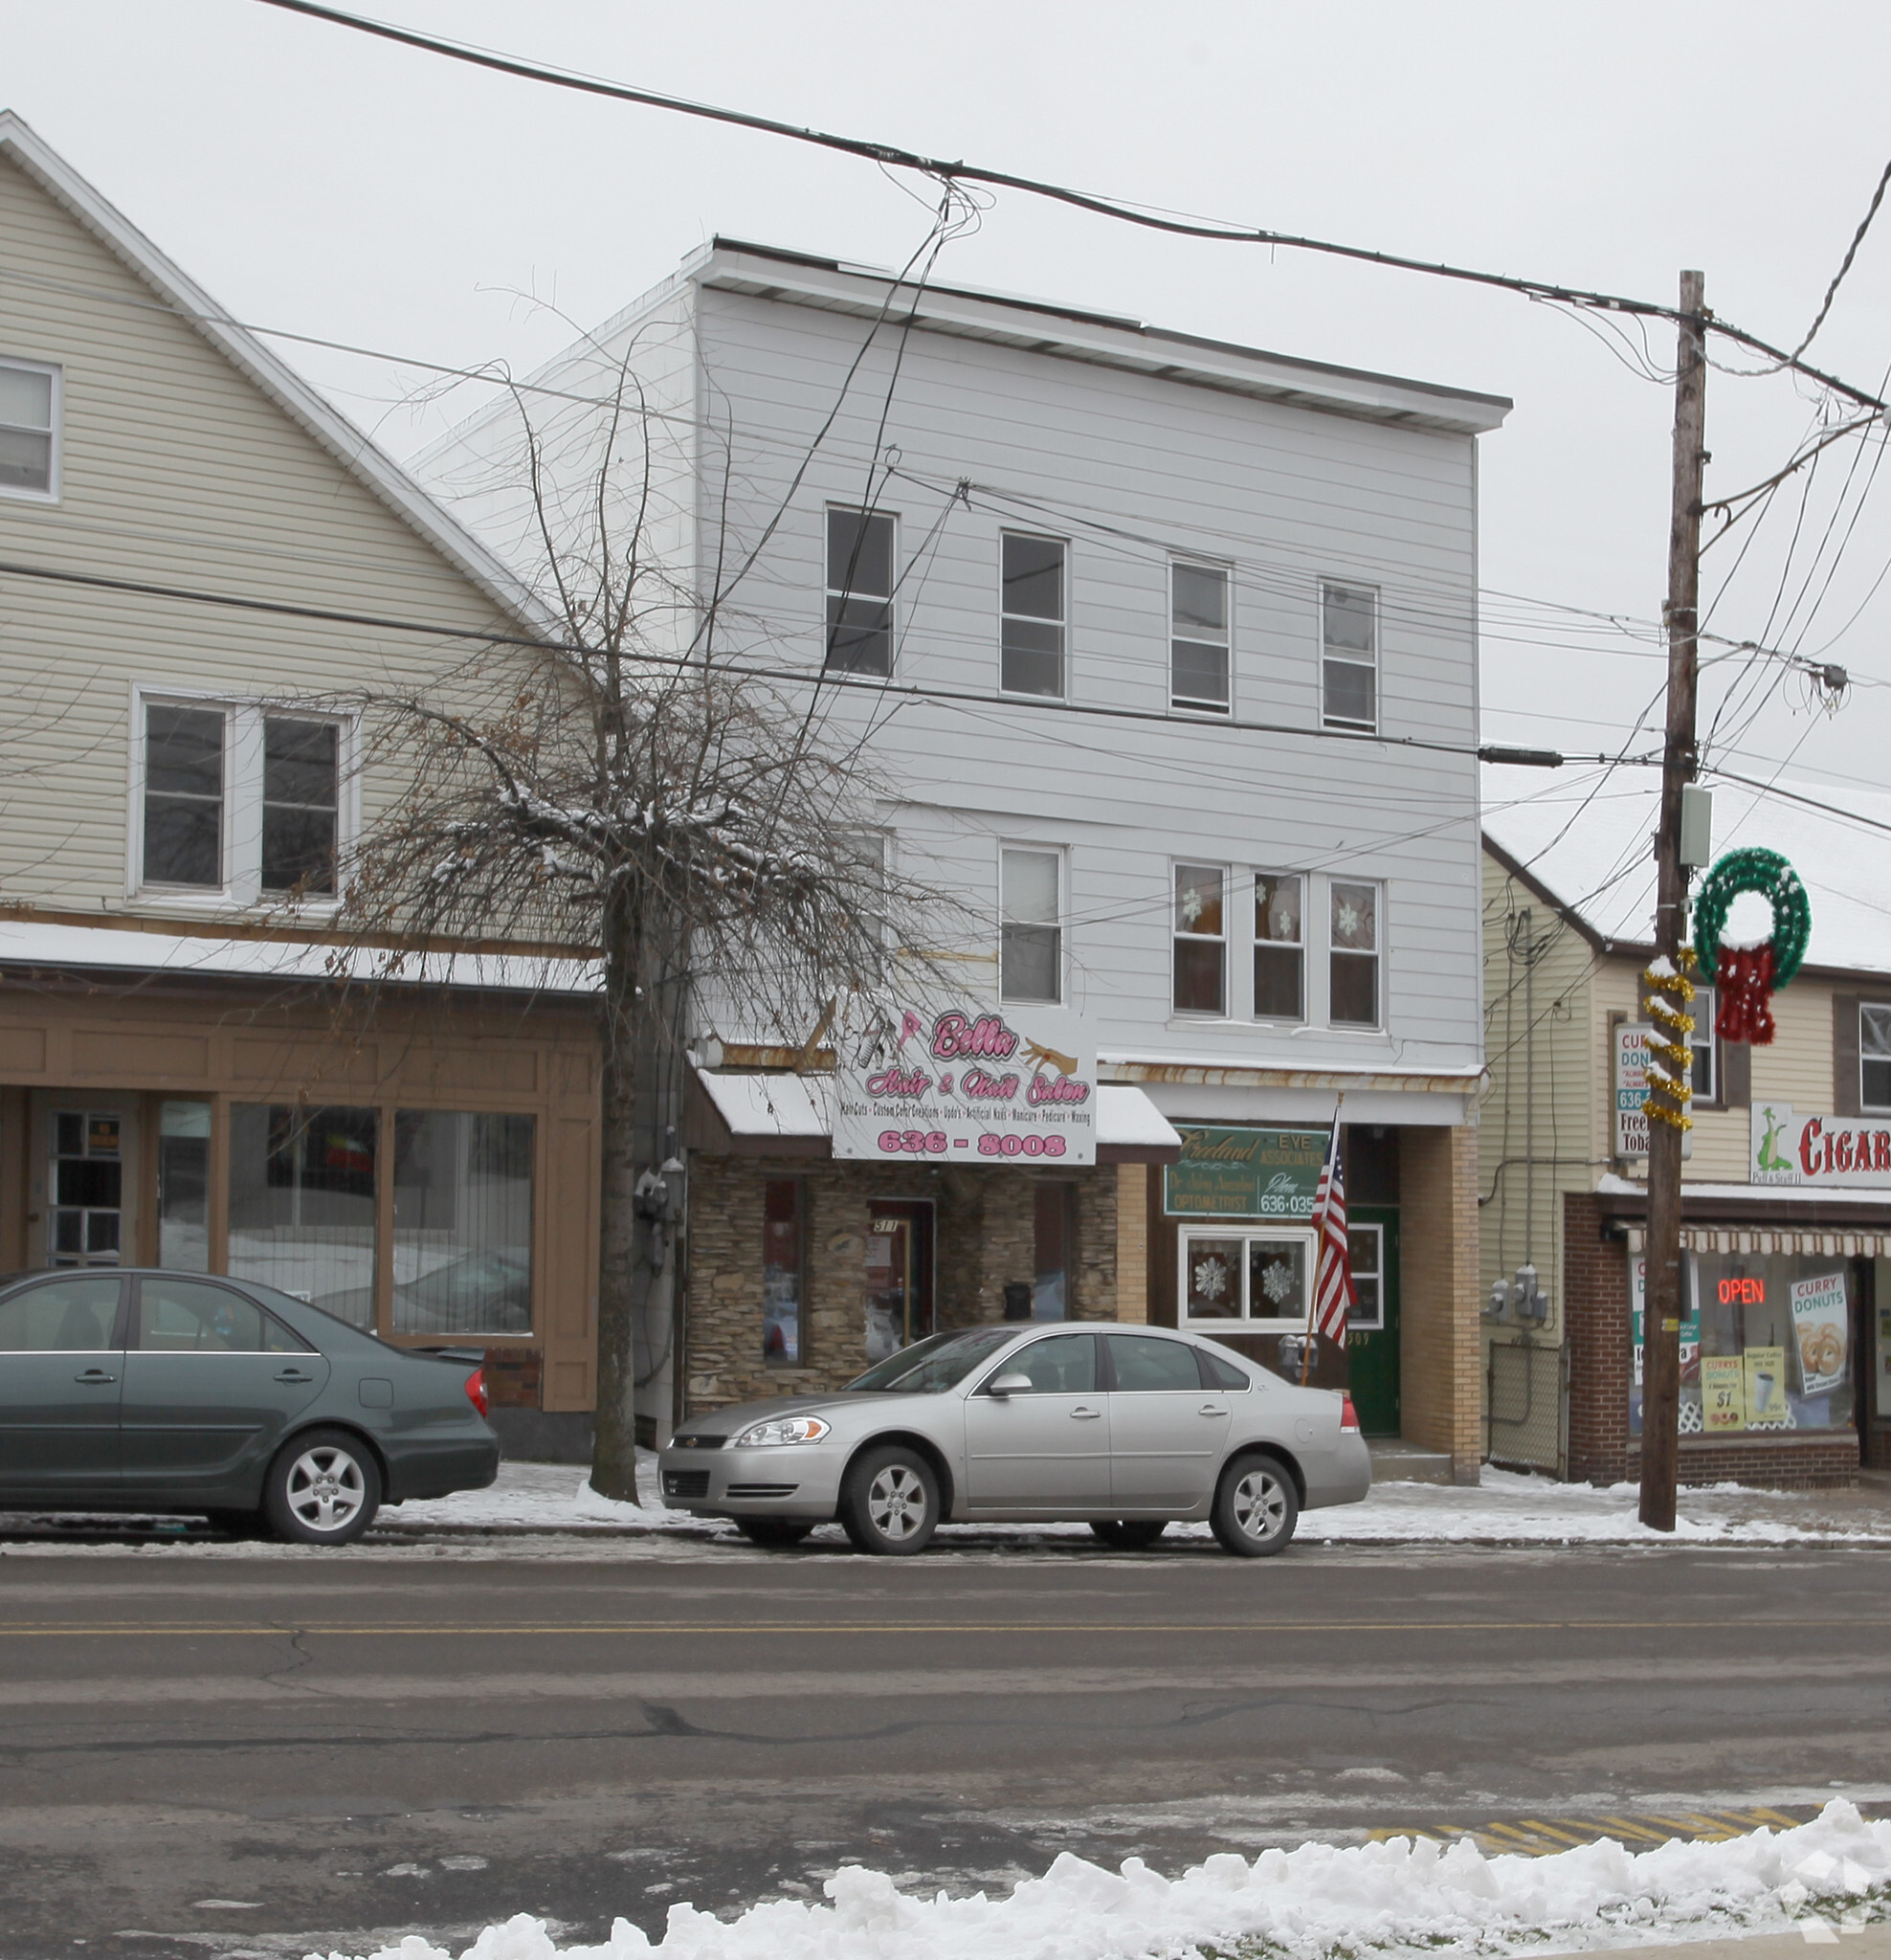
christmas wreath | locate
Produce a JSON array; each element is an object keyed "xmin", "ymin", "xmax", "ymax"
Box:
[{"xmin": 1690, "ymin": 847, "xmax": 1811, "ymax": 1047}]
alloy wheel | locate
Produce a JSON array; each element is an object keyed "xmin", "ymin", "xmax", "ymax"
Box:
[
  {"xmin": 1231, "ymin": 1466, "xmax": 1288, "ymax": 1543},
  {"xmin": 284, "ymin": 1444, "xmax": 367, "ymax": 1534},
  {"xmin": 866, "ymin": 1463, "xmax": 928, "ymax": 1541}
]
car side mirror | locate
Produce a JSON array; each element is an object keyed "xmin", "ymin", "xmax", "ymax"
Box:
[{"xmin": 988, "ymin": 1372, "xmax": 1034, "ymax": 1397}]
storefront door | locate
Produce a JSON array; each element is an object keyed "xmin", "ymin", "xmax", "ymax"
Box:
[
  {"xmin": 30, "ymin": 1093, "xmax": 142, "ymax": 1270},
  {"xmin": 1346, "ymin": 1207, "xmax": 1400, "ymax": 1436},
  {"xmin": 864, "ymin": 1201, "xmax": 934, "ymax": 1362}
]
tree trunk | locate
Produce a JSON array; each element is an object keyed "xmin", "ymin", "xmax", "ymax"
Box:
[{"xmin": 590, "ymin": 884, "xmax": 644, "ymax": 1502}]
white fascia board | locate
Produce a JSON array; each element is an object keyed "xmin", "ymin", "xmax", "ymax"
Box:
[
  {"xmin": 0, "ymin": 111, "xmax": 554, "ymax": 639},
  {"xmin": 695, "ymin": 240, "xmax": 1513, "ymax": 435}
]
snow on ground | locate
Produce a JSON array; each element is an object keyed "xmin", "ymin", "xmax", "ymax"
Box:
[
  {"xmin": 311, "ymin": 1801, "xmax": 1891, "ymax": 1960},
  {"xmin": 6, "ymin": 1459, "xmax": 1888, "ymax": 1560},
  {"xmin": 382, "ymin": 1458, "xmax": 1891, "ymax": 1548}
]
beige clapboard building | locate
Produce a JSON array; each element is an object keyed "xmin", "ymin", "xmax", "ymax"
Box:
[
  {"xmin": 1481, "ymin": 765, "xmax": 1891, "ymax": 1485},
  {"xmin": 0, "ymin": 113, "xmax": 603, "ymax": 1445}
]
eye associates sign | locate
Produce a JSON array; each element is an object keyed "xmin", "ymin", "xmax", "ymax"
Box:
[{"xmin": 832, "ymin": 1007, "xmax": 1098, "ymax": 1165}]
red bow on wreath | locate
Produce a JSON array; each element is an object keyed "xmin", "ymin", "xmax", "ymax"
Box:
[{"xmin": 1716, "ymin": 944, "xmax": 1776, "ymax": 1046}]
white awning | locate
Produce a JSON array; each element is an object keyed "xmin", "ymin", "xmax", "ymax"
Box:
[{"xmin": 691, "ymin": 1068, "xmax": 1179, "ymax": 1160}]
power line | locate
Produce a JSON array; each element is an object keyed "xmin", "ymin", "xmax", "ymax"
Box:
[
  {"xmin": 0, "ymin": 552, "xmax": 1641, "ymax": 769},
  {"xmin": 251, "ymin": 0, "xmax": 1888, "ymax": 415}
]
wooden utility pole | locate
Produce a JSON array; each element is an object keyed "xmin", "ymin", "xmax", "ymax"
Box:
[{"xmin": 1638, "ymin": 269, "xmax": 1708, "ymax": 1531}]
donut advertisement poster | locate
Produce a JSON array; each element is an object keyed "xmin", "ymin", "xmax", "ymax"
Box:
[{"xmin": 1789, "ymin": 1271, "xmax": 1851, "ymax": 1398}]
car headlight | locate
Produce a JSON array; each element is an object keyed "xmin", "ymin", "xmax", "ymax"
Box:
[{"xmin": 731, "ymin": 1415, "xmax": 831, "ymax": 1448}]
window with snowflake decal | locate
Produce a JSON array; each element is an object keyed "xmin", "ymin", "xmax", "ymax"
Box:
[
  {"xmin": 1184, "ymin": 1237, "xmax": 1241, "ymax": 1317},
  {"xmin": 1173, "ymin": 864, "xmax": 1227, "ymax": 1015},
  {"xmin": 1330, "ymin": 880, "xmax": 1380, "ymax": 1028}
]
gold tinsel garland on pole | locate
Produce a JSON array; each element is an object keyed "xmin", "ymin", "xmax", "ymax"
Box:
[{"xmin": 1641, "ymin": 945, "xmax": 1697, "ymax": 1132}]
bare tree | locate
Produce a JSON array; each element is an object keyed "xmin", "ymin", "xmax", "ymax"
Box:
[{"xmin": 330, "ymin": 347, "xmax": 956, "ymax": 1500}]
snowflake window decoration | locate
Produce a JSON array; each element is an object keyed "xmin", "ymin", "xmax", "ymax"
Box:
[
  {"xmin": 1261, "ymin": 1259, "xmax": 1295, "ymax": 1306},
  {"xmin": 1192, "ymin": 1257, "xmax": 1230, "ymax": 1303},
  {"xmin": 1336, "ymin": 900, "xmax": 1361, "ymax": 942}
]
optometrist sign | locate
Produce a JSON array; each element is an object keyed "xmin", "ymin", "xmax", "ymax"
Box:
[{"xmin": 832, "ymin": 1005, "xmax": 1098, "ymax": 1165}]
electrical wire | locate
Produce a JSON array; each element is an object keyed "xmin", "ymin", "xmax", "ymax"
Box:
[{"xmin": 249, "ymin": 0, "xmax": 1889, "ymax": 415}]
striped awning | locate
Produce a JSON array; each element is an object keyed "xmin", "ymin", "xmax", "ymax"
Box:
[{"xmin": 1625, "ymin": 1224, "xmax": 1891, "ymax": 1258}]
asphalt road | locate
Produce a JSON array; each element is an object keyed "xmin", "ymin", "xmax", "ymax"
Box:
[{"xmin": 1, "ymin": 1539, "xmax": 1888, "ymax": 1959}]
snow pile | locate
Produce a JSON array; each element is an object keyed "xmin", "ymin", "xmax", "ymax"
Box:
[{"xmin": 311, "ymin": 1800, "xmax": 1890, "ymax": 1960}]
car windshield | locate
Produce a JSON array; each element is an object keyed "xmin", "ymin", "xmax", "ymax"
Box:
[{"xmin": 845, "ymin": 1325, "xmax": 1019, "ymax": 1393}]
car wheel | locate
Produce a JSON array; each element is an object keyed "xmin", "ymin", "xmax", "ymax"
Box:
[
  {"xmin": 1089, "ymin": 1520, "xmax": 1168, "ymax": 1550},
  {"xmin": 263, "ymin": 1429, "xmax": 382, "ymax": 1546},
  {"xmin": 1211, "ymin": 1454, "xmax": 1299, "ymax": 1557},
  {"xmin": 839, "ymin": 1445, "xmax": 939, "ymax": 1555},
  {"xmin": 735, "ymin": 1519, "xmax": 815, "ymax": 1548}
]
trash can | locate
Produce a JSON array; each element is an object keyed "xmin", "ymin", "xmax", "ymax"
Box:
[{"xmin": 1002, "ymin": 1281, "xmax": 1033, "ymax": 1321}]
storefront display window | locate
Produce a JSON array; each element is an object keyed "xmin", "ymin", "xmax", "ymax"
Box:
[
  {"xmin": 1630, "ymin": 1250, "xmax": 1856, "ymax": 1437},
  {"xmin": 228, "ymin": 1103, "xmax": 377, "ymax": 1325},
  {"xmin": 390, "ymin": 1111, "xmax": 533, "ymax": 1336},
  {"xmin": 1180, "ymin": 1229, "xmax": 1313, "ymax": 1325},
  {"xmin": 763, "ymin": 1178, "xmax": 804, "ymax": 1363},
  {"xmin": 156, "ymin": 1100, "xmax": 211, "ymax": 1272}
]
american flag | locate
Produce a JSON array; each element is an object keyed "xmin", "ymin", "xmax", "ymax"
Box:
[{"xmin": 1309, "ymin": 1116, "xmax": 1356, "ymax": 1346}]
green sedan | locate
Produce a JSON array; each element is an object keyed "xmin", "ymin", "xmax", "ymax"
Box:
[{"xmin": 0, "ymin": 1268, "xmax": 500, "ymax": 1544}]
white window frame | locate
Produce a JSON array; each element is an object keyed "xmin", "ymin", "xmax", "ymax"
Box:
[
  {"xmin": 998, "ymin": 531, "xmax": 1068, "ymax": 701},
  {"xmin": 998, "ymin": 843, "xmax": 1064, "ymax": 1005},
  {"xmin": 127, "ymin": 685, "xmax": 357, "ymax": 912},
  {"xmin": 825, "ymin": 504, "xmax": 898, "ymax": 677},
  {"xmin": 0, "ymin": 356, "xmax": 62, "ymax": 504},
  {"xmin": 1252, "ymin": 870, "xmax": 1306, "ymax": 1024},
  {"xmin": 1169, "ymin": 561, "xmax": 1232, "ymax": 716},
  {"xmin": 1690, "ymin": 986, "xmax": 1718, "ymax": 1105},
  {"xmin": 1178, "ymin": 1225, "xmax": 1319, "ymax": 1330},
  {"xmin": 1321, "ymin": 581, "xmax": 1379, "ymax": 733},
  {"xmin": 1347, "ymin": 1220, "xmax": 1385, "ymax": 1331},
  {"xmin": 1171, "ymin": 861, "xmax": 1229, "ymax": 1018},
  {"xmin": 1327, "ymin": 876, "xmax": 1383, "ymax": 1031},
  {"xmin": 1862, "ymin": 1003, "xmax": 1891, "ymax": 1113}
]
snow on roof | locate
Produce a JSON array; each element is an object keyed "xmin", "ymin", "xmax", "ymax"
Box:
[
  {"xmin": 0, "ymin": 918, "xmax": 598, "ymax": 995},
  {"xmin": 1481, "ymin": 762, "xmax": 1891, "ymax": 976}
]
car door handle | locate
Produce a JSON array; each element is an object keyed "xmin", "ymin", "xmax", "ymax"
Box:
[
  {"xmin": 274, "ymin": 1370, "xmax": 315, "ymax": 1384},
  {"xmin": 1068, "ymin": 1405, "xmax": 1102, "ymax": 1419},
  {"xmin": 74, "ymin": 1370, "xmax": 118, "ymax": 1385},
  {"xmin": 1198, "ymin": 1403, "xmax": 1228, "ymax": 1416}
]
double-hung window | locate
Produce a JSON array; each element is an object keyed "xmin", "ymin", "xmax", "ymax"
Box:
[
  {"xmin": 1173, "ymin": 864, "xmax": 1227, "ymax": 1014},
  {"xmin": 138, "ymin": 695, "xmax": 346, "ymax": 904},
  {"xmin": 1322, "ymin": 582, "xmax": 1378, "ymax": 730},
  {"xmin": 1329, "ymin": 880, "xmax": 1381, "ymax": 1028},
  {"xmin": 0, "ymin": 358, "xmax": 58, "ymax": 500},
  {"xmin": 1170, "ymin": 564, "xmax": 1230, "ymax": 712},
  {"xmin": 826, "ymin": 507, "xmax": 895, "ymax": 675},
  {"xmin": 1000, "ymin": 847, "xmax": 1062, "ymax": 1004},
  {"xmin": 1254, "ymin": 873, "xmax": 1304, "ymax": 1021},
  {"xmin": 1862, "ymin": 1004, "xmax": 1891, "ymax": 1111},
  {"xmin": 1690, "ymin": 987, "xmax": 1718, "ymax": 1103},
  {"xmin": 1001, "ymin": 534, "xmax": 1066, "ymax": 698}
]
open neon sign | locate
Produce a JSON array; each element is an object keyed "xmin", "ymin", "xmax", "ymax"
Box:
[{"xmin": 1718, "ymin": 1276, "xmax": 1765, "ymax": 1305}]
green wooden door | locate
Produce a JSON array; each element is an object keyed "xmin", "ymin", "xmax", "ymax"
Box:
[{"xmin": 1346, "ymin": 1207, "xmax": 1400, "ymax": 1436}]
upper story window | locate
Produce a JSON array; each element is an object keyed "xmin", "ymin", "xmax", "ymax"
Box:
[
  {"xmin": 1322, "ymin": 582, "xmax": 1378, "ymax": 730},
  {"xmin": 0, "ymin": 358, "xmax": 59, "ymax": 501},
  {"xmin": 826, "ymin": 507, "xmax": 895, "ymax": 676},
  {"xmin": 1254, "ymin": 873, "xmax": 1304, "ymax": 1021},
  {"xmin": 137, "ymin": 695, "xmax": 347, "ymax": 905},
  {"xmin": 1000, "ymin": 846, "xmax": 1062, "ymax": 1004},
  {"xmin": 1170, "ymin": 564, "xmax": 1230, "ymax": 713},
  {"xmin": 1691, "ymin": 986, "xmax": 1718, "ymax": 1104},
  {"xmin": 1173, "ymin": 863, "xmax": 1227, "ymax": 1015},
  {"xmin": 1862, "ymin": 1004, "xmax": 1891, "ymax": 1111},
  {"xmin": 1329, "ymin": 880, "xmax": 1381, "ymax": 1028},
  {"xmin": 1000, "ymin": 533, "xmax": 1066, "ymax": 699}
]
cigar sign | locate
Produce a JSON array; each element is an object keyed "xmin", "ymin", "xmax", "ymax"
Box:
[
  {"xmin": 1750, "ymin": 1102, "xmax": 1891, "ymax": 1188},
  {"xmin": 832, "ymin": 1006, "xmax": 1098, "ymax": 1165}
]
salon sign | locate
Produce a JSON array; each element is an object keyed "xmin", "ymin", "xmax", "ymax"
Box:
[
  {"xmin": 1750, "ymin": 1102, "xmax": 1891, "ymax": 1188},
  {"xmin": 832, "ymin": 1005, "xmax": 1098, "ymax": 1165}
]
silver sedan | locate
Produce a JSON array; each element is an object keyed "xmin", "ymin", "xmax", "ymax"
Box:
[{"xmin": 657, "ymin": 1323, "xmax": 1369, "ymax": 1556}]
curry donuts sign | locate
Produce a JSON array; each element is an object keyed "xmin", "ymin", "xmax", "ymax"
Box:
[{"xmin": 832, "ymin": 1006, "xmax": 1099, "ymax": 1165}]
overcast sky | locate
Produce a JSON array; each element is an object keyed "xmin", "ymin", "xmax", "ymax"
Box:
[{"xmin": 7, "ymin": 0, "xmax": 1890, "ymax": 819}]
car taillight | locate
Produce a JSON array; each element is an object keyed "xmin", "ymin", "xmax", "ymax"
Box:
[
  {"xmin": 465, "ymin": 1368, "xmax": 488, "ymax": 1418},
  {"xmin": 1340, "ymin": 1393, "xmax": 1360, "ymax": 1434}
]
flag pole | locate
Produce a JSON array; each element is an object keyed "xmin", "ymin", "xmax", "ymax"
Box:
[{"xmin": 1301, "ymin": 1094, "xmax": 1344, "ymax": 1386}]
